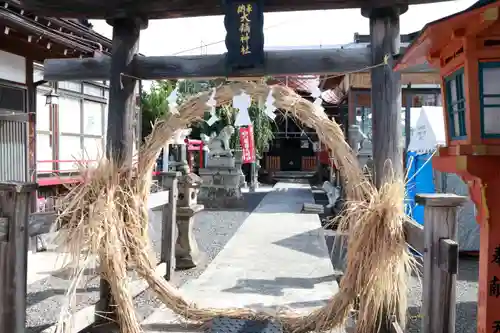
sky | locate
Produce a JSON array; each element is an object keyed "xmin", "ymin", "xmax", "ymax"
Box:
[{"xmin": 90, "ymin": 0, "xmax": 476, "ymax": 56}]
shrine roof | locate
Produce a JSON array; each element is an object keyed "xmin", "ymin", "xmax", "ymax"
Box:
[
  {"xmin": 20, "ymin": 0, "xmax": 450, "ymax": 20},
  {"xmin": 394, "ymin": 0, "xmax": 498, "ymax": 71},
  {"xmin": 265, "ymin": 31, "xmax": 427, "ymax": 105},
  {"xmin": 1, "ymin": 0, "xmax": 111, "ymax": 60}
]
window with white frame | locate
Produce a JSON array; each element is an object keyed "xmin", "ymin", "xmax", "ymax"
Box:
[
  {"xmin": 83, "ymin": 100, "xmax": 104, "ymax": 136},
  {"xmin": 480, "ymin": 62, "xmax": 500, "ymax": 137},
  {"xmin": 34, "ymin": 65, "xmax": 110, "ymax": 174},
  {"xmin": 59, "ymin": 81, "xmax": 82, "ymax": 92},
  {"xmin": 36, "ymin": 84, "xmax": 54, "ymax": 173},
  {"xmin": 59, "ymin": 95, "xmax": 82, "ymax": 134},
  {"xmin": 57, "ymin": 81, "xmax": 108, "ymax": 171}
]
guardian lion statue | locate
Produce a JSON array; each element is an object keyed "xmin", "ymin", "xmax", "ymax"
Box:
[{"xmin": 201, "ymin": 125, "xmax": 235, "ymax": 157}]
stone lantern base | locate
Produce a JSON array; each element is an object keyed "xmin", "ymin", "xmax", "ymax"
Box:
[{"xmin": 175, "ymin": 204, "xmax": 204, "ymax": 270}]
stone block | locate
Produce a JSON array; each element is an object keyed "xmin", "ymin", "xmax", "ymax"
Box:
[
  {"xmin": 199, "ymin": 168, "xmax": 241, "ymax": 176},
  {"xmin": 200, "ymin": 175, "xmax": 214, "ymax": 186},
  {"xmin": 223, "ymin": 174, "xmax": 242, "ymax": 187},
  {"xmin": 198, "ymin": 187, "xmax": 244, "ymax": 209},
  {"xmin": 206, "ymin": 156, "xmax": 235, "ymax": 168},
  {"xmin": 213, "ymin": 174, "xmax": 223, "ymax": 186}
]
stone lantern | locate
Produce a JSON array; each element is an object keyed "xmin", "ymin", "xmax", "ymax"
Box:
[
  {"xmin": 175, "ymin": 172, "xmax": 204, "ymax": 270},
  {"xmin": 395, "ymin": 3, "xmax": 500, "ymax": 333},
  {"xmin": 170, "ymin": 128, "xmax": 191, "ymax": 175}
]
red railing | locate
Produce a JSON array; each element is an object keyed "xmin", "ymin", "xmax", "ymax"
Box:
[
  {"xmin": 37, "ymin": 159, "xmax": 96, "ymax": 186},
  {"xmin": 37, "ymin": 160, "xmax": 167, "ymax": 187}
]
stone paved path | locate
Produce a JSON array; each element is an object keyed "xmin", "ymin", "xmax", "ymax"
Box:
[{"xmin": 141, "ymin": 181, "xmax": 339, "ymax": 332}]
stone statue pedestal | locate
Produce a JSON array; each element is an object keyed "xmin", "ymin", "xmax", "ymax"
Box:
[
  {"xmin": 175, "ymin": 204, "xmax": 204, "ymax": 270},
  {"xmin": 198, "ymin": 154, "xmax": 244, "ymax": 209}
]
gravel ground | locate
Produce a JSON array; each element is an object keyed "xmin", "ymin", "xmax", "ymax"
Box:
[
  {"xmin": 406, "ymin": 256, "xmax": 478, "ymax": 333},
  {"xmin": 25, "ymin": 191, "xmax": 268, "ymax": 333},
  {"xmin": 313, "ymin": 188, "xmax": 479, "ymax": 333}
]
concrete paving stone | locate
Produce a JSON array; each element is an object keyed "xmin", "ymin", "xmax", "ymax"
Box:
[{"xmin": 142, "ymin": 181, "xmax": 339, "ymax": 331}]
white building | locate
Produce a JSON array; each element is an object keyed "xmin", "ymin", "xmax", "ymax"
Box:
[{"xmin": 0, "ymin": 4, "xmax": 139, "ymax": 188}]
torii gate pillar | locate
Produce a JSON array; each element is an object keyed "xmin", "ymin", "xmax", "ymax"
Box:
[
  {"xmin": 97, "ymin": 17, "xmax": 148, "ymax": 321},
  {"xmin": 360, "ymin": 6, "xmax": 407, "ymax": 332},
  {"xmin": 361, "ymin": 6, "xmax": 407, "ymax": 188}
]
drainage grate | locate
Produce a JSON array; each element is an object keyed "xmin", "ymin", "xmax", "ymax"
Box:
[{"xmin": 209, "ymin": 317, "xmax": 283, "ymax": 333}]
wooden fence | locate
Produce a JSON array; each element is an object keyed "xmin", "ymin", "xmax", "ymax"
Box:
[
  {"xmin": 265, "ymin": 155, "xmax": 281, "ymax": 171},
  {"xmin": 301, "ymin": 156, "xmax": 317, "ymax": 171},
  {"xmin": 0, "ymin": 171, "xmax": 180, "ymax": 333}
]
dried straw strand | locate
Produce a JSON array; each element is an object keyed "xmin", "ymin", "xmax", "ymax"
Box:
[{"xmin": 54, "ymin": 81, "xmax": 412, "ymax": 333}]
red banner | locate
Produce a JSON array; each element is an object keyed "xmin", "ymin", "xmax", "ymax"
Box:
[{"xmin": 239, "ymin": 125, "xmax": 255, "ymax": 164}]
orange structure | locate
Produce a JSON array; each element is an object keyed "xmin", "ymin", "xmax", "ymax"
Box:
[{"xmin": 395, "ymin": 1, "xmax": 500, "ymax": 333}]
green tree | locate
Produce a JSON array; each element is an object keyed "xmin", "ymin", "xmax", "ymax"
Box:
[
  {"xmin": 140, "ymin": 79, "xmax": 276, "ymax": 159},
  {"xmin": 202, "ymin": 102, "xmax": 275, "ymax": 158},
  {"xmin": 140, "ymin": 80, "xmax": 175, "ymax": 141},
  {"xmin": 248, "ymin": 103, "xmax": 275, "ymax": 159}
]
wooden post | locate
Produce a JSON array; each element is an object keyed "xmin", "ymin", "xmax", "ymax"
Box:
[
  {"xmin": 361, "ymin": 6, "xmax": 407, "ymax": 332},
  {"xmin": 104, "ymin": 17, "xmax": 145, "ymax": 164},
  {"xmin": 361, "ymin": 6, "xmax": 407, "ymax": 188},
  {"xmin": 416, "ymin": 193, "xmax": 466, "ymax": 333},
  {"xmin": 97, "ymin": 16, "xmax": 147, "ymax": 321},
  {"xmin": 160, "ymin": 172, "xmax": 180, "ymax": 280},
  {"xmin": 0, "ymin": 182, "xmax": 37, "ymax": 333},
  {"xmin": 27, "ymin": 59, "xmax": 40, "ymax": 252}
]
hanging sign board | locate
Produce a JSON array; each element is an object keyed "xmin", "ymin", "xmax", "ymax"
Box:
[
  {"xmin": 224, "ymin": 0, "xmax": 265, "ymax": 69},
  {"xmin": 239, "ymin": 125, "xmax": 256, "ymax": 163}
]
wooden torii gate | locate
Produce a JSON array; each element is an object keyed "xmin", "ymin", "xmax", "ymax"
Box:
[{"xmin": 19, "ymin": 0, "xmax": 449, "ymax": 328}]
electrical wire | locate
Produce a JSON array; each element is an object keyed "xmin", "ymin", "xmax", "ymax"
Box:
[
  {"xmin": 267, "ymin": 55, "xmax": 390, "ymax": 146},
  {"xmin": 171, "ymin": 18, "xmax": 299, "ymax": 55},
  {"xmin": 272, "ymin": 54, "xmax": 389, "ymax": 93}
]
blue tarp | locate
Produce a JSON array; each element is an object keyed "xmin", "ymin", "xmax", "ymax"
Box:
[{"xmin": 405, "ymin": 151, "xmax": 435, "ymax": 225}]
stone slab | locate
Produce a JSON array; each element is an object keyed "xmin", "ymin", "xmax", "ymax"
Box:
[
  {"xmin": 201, "ymin": 174, "xmax": 241, "ymax": 187},
  {"xmin": 209, "ymin": 317, "xmax": 283, "ymax": 333},
  {"xmin": 143, "ymin": 181, "xmax": 339, "ymax": 333},
  {"xmin": 206, "ymin": 157, "xmax": 236, "ymax": 168},
  {"xmin": 198, "ymin": 187, "xmax": 244, "ymax": 209},
  {"xmin": 199, "ymin": 168, "xmax": 242, "ymax": 176},
  {"xmin": 148, "ymin": 190, "xmax": 170, "ymax": 210},
  {"xmin": 200, "ymin": 184, "xmax": 241, "ymax": 189}
]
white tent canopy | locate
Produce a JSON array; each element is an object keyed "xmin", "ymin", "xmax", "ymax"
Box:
[{"xmin": 407, "ymin": 106, "xmax": 446, "ymax": 155}]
